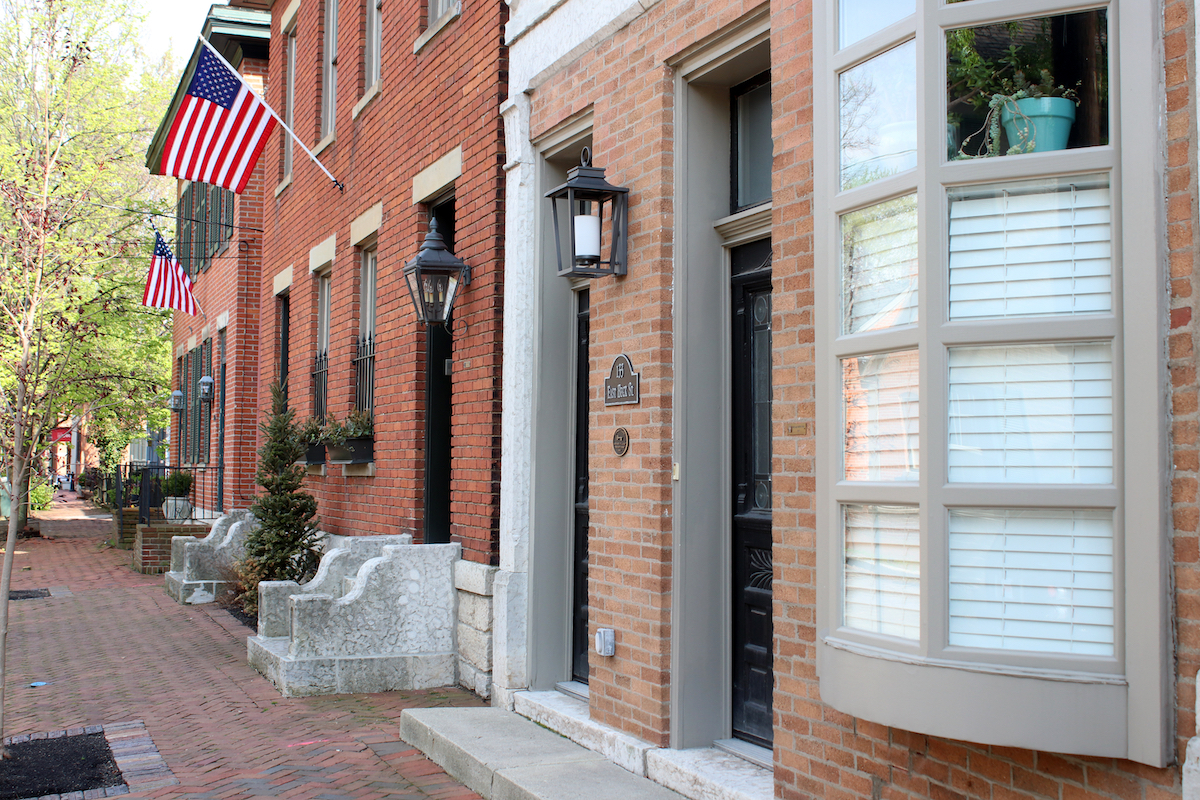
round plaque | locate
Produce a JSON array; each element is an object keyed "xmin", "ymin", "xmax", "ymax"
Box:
[{"xmin": 612, "ymin": 427, "xmax": 630, "ymax": 457}]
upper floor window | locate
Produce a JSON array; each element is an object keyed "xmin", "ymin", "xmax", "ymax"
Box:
[
  {"xmin": 365, "ymin": 0, "xmax": 382, "ymax": 88},
  {"xmin": 321, "ymin": 0, "xmax": 339, "ymax": 139},
  {"xmin": 176, "ymin": 182, "xmax": 234, "ymax": 277},
  {"xmin": 428, "ymin": 0, "xmax": 452, "ymax": 25},
  {"xmin": 731, "ymin": 71, "xmax": 772, "ymax": 212},
  {"xmin": 284, "ymin": 28, "xmax": 297, "ymax": 177}
]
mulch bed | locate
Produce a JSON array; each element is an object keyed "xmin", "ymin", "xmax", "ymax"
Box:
[
  {"xmin": 224, "ymin": 605, "xmax": 257, "ymax": 631},
  {"xmin": 0, "ymin": 732, "xmax": 123, "ymax": 800}
]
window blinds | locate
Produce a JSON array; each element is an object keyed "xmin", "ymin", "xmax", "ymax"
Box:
[
  {"xmin": 948, "ymin": 177, "xmax": 1111, "ymax": 320},
  {"xmin": 842, "ymin": 194, "xmax": 918, "ymax": 334},
  {"xmin": 844, "ymin": 504, "xmax": 920, "ymax": 640},
  {"xmin": 947, "ymin": 343, "xmax": 1113, "ymax": 484},
  {"xmin": 844, "ymin": 350, "xmax": 919, "ymax": 481},
  {"xmin": 948, "ymin": 508, "xmax": 1114, "ymax": 656}
]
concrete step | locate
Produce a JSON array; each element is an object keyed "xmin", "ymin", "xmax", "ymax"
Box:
[{"xmin": 401, "ymin": 707, "xmax": 687, "ymax": 800}]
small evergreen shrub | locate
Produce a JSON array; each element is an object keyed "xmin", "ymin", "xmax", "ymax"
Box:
[
  {"xmin": 238, "ymin": 383, "xmax": 322, "ymax": 614},
  {"xmin": 162, "ymin": 470, "xmax": 193, "ymax": 497}
]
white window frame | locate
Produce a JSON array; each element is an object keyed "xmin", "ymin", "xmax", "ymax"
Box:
[
  {"xmin": 812, "ymin": 0, "xmax": 1170, "ymax": 766},
  {"xmin": 321, "ymin": 0, "xmax": 339, "ymax": 139},
  {"xmin": 365, "ymin": 0, "xmax": 382, "ymax": 89},
  {"xmin": 317, "ymin": 271, "xmax": 332, "ymax": 356},
  {"xmin": 284, "ymin": 28, "xmax": 297, "ymax": 179},
  {"xmin": 360, "ymin": 248, "xmax": 377, "ymax": 338}
]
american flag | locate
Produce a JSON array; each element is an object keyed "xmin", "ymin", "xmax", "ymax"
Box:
[
  {"xmin": 143, "ymin": 232, "xmax": 198, "ymax": 316},
  {"xmin": 160, "ymin": 46, "xmax": 278, "ymax": 194}
]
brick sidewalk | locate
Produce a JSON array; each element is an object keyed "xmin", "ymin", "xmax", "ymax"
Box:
[{"xmin": 3, "ymin": 496, "xmax": 485, "ymax": 799}]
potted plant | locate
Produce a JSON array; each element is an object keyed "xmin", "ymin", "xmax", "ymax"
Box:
[
  {"xmin": 161, "ymin": 470, "xmax": 194, "ymax": 521},
  {"xmin": 948, "ymin": 26, "xmax": 1080, "ymax": 158},
  {"xmin": 297, "ymin": 417, "xmax": 325, "ymax": 465},
  {"xmin": 323, "ymin": 409, "xmax": 374, "ymax": 465}
]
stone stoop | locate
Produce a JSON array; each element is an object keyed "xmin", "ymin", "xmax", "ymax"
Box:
[
  {"xmin": 163, "ymin": 511, "xmax": 252, "ymax": 603},
  {"xmin": 512, "ymin": 691, "xmax": 773, "ymax": 800},
  {"xmin": 401, "ymin": 707, "xmax": 688, "ymax": 800},
  {"xmin": 247, "ymin": 542, "xmax": 460, "ymax": 697}
]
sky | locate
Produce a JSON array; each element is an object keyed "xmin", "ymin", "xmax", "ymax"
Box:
[{"xmin": 139, "ymin": 0, "xmax": 221, "ymax": 67}]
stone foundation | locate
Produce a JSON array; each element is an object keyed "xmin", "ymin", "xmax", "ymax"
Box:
[{"xmin": 454, "ymin": 560, "xmax": 497, "ymax": 699}]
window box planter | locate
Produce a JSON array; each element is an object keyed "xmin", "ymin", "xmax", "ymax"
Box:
[
  {"xmin": 327, "ymin": 437, "xmax": 373, "ymax": 465},
  {"xmin": 306, "ymin": 443, "xmax": 326, "ymax": 465}
]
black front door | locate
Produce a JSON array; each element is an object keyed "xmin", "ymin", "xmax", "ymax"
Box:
[
  {"xmin": 572, "ymin": 290, "xmax": 591, "ymax": 684},
  {"xmin": 731, "ymin": 238, "xmax": 773, "ymax": 748},
  {"xmin": 424, "ymin": 323, "xmax": 452, "ymax": 543}
]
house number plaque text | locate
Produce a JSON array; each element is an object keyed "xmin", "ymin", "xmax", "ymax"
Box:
[
  {"xmin": 613, "ymin": 427, "xmax": 630, "ymax": 456},
  {"xmin": 604, "ymin": 354, "xmax": 640, "ymax": 406}
]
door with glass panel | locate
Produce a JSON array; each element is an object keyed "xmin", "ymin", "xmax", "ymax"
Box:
[
  {"xmin": 731, "ymin": 238, "xmax": 772, "ymax": 748},
  {"xmin": 572, "ymin": 290, "xmax": 590, "ymax": 684}
]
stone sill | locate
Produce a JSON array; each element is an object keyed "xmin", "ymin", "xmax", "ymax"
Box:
[
  {"xmin": 275, "ymin": 174, "xmax": 292, "ymax": 197},
  {"xmin": 352, "ymin": 82, "xmax": 381, "ymax": 119},
  {"xmin": 315, "ymin": 131, "xmax": 336, "ymax": 156},
  {"xmin": 413, "ymin": 2, "xmax": 461, "ymax": 54},
  {"xmin": 341, "ymin": 462, "xmax": 375, "ymax": 477}
]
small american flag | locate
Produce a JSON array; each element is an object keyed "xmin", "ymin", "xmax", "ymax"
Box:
[
  {"xmin": 160, "ymin": 46, "xmax": 278, "ymax": 194},
  {"xmin": 143, "ymin": 232, "xmax": 198, "ymax": 316}
]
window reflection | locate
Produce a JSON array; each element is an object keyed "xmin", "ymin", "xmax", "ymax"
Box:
[{"xmin": 840, "ymin": 40, "xmax": 917, "ymax": 191}]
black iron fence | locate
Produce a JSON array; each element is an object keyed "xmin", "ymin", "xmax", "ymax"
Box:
[
  {"xmin": 102, "ymin": 464, "xmax": 225, "ymax": 531},
  {"xmin": 313, "ymin": 351, "xmax": 329, "ymax": 421},
  {"xmin": 354, "ymin": 334, "xmax": 375, "ymax": 413}
]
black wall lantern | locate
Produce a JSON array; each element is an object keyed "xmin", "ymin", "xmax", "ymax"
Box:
[
  {"xmin": 545, "ymin": 147, "xmax": 629, "ymax": 278},
  {"xmin": 403, "ymin": 219, "xmax": 471, "ymax": 326},
  {"xmin": 168, "ymin": 389, "xmax": 185, "ymax": 412},
  {"xmin": 199, "ymin": 375, "xmax": 215, "ymax": 403}
]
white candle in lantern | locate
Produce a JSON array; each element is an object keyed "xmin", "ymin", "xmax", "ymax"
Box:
[{"xmin": 573, "ymin": 214, "xmax": 601, "ymax": 263}]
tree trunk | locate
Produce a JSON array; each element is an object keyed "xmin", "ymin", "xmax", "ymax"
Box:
[
  {"xmin": 14, "ymin": 467, "xmax": 28, "ymax": 533},
  {"xmin": 0, "ymin": 438, "xmax": 26, "ymax": 758}
]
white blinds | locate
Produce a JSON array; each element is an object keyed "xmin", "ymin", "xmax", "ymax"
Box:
[
  {"xmin": 948, "ymin": 177, "xmax": 1111, "ymax": 320},
  {"xmin": 844, "ymin": 350, "xmax": 919, "ymax": 481},
  {"xmin": 844, "ymin": 504, "xmax": 920, "ymax": 640},
  {"xmin": 948, "ymin": 508, "xmax": 1114, "ymax": 656},
  {"xmin": 842, "ymin": 194, "xmax": 918, "ymax": 334},
  {"xmin": 947, "ymin": 343, "xmax": 1113, "ymax": 484}
]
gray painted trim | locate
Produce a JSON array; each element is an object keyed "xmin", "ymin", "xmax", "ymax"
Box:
[{"xmin": 1116, "ymin": 0, "xmax": 1172, "ymax": 768}]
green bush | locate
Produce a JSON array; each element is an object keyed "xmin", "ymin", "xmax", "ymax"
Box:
[
  {"xmin": 29, "ymin": 483, "xmax": 52, "ymax": 511},
  {"xmin": 162, "ymin": 470, "xmax": 193, "ymax": 497}
]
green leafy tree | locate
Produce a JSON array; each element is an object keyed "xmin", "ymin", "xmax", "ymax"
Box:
[
  {"xmin": 0, "ymin": 0, "xmax": 174, "ymax": 757},
  {"xmin": 240, "ymin": 383, "xmax": 322, "ymax": 615}
]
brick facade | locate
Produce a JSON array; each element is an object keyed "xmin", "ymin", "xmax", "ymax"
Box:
[
  {"xmin": 242, "ymin": 0, "xmax": 507, "ymax": 563},
  {"xmin": 516, "ymin": 0, "xmax": 1200, "ymax": 796},
  {"xmin": 134, "ymin": 523, "xmax": 208, "ymax": 575}
]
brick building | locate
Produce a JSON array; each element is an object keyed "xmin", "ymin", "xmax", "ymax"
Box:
[
  {"xmin": 226, "ymin": 0, "xmax": 507, "ymax": 561},
  {"xmin": 146, "ymin": 6, "xmax": 271, "ymax": 518},
  {"xmin": 496, "ymin": 1, "xmax": 1200, "ymax": 799}
]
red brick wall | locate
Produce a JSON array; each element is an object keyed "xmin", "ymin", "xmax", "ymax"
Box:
[
  {"xmin": 249, "ymin": 0, "xmax": 507, "ymax": 564},
  {"xmin": 169, "ymin": 57, "xmax": 268, "ymax": 515},
  {"xmin": 529, "ymin": 0, "xmax": 1199, "ymax": 795},
  {"xmin": 134, "ymin": 524, "xmax": 207, "ymax": 575}
]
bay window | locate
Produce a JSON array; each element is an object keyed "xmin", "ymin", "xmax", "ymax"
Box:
[{"xmin": 813, "ymin": 0, "xmax": 1169, "ymax": 766}]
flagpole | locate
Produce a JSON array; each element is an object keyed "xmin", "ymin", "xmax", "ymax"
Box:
[{"xmin": 197, "ymin": 35, "xmax": 345, "ymax": 193}]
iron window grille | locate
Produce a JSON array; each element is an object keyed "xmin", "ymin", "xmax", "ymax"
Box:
[
  {"xmin": 354, "ymin": 335, "xmax": 375, "ymax": 413},
  {"xmin": 313, "ymin": 351, "xmax": 329, "ymax": 422}
]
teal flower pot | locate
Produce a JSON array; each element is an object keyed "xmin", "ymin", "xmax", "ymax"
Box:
[{"xmin": 1000, "ymin": 96, "xmax": 1076, "ymax": 153}]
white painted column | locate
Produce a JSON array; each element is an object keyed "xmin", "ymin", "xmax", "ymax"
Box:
[{"xmin": 494, "ymin": 92, "xmax": 536, "ymax": 709}]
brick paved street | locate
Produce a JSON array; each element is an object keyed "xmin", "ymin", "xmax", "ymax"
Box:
[{"xmin": 2, "ymin": 493, "xmax": 485, "ymax": 799}]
